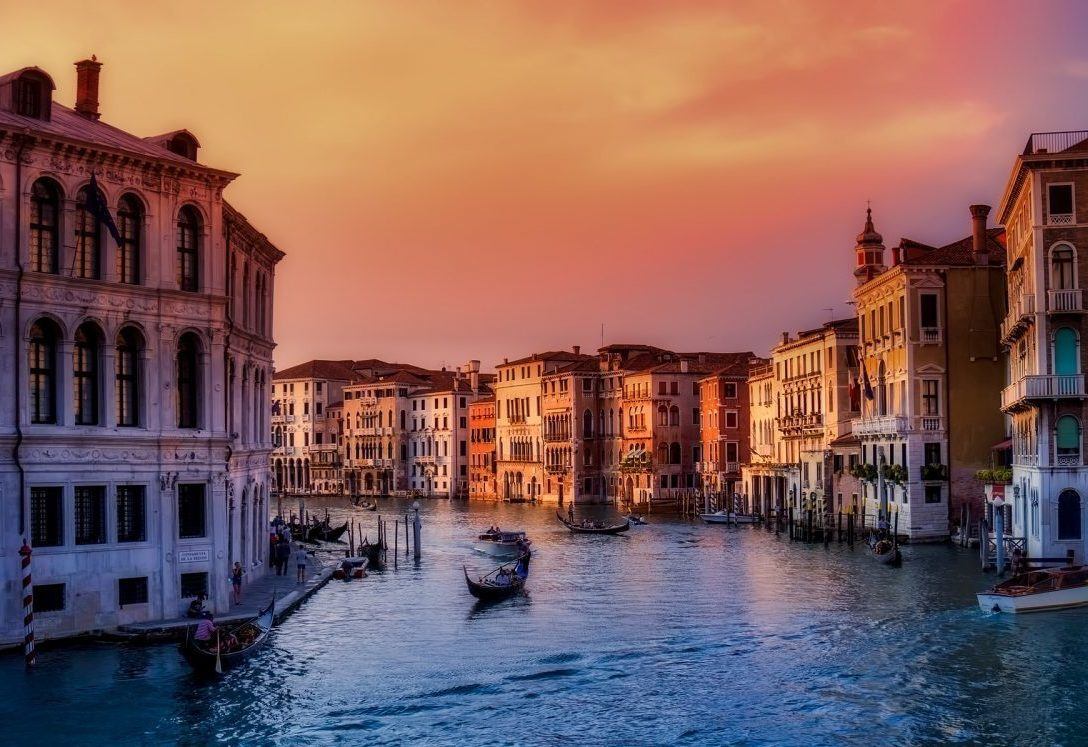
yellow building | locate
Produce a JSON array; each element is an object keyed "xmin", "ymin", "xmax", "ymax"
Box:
[{"xmin": 852, "ymin": 207, "xmax": 1006, "ymax": 540}]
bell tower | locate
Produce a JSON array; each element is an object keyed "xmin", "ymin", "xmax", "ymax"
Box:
[{"xmin": 854, "ymin": 206, "xmax": 886, "ymax": 285}]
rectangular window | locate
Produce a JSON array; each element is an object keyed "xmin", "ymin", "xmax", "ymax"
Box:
[
  {"xmin": 117, "ymin": 485, "xmax": 146, "ymax": 543},
  {"xmin": 180, "ymin": 572, "xmax": 208, "ymax": 599},
  {"xmin": 920, "ymin": 294, "xmax": 939, "ymax": 329},
  {"xmin": 34, "ymin": 583, "xmax": 65, "ymax": 613},
  {"xmin": 924, "ymin": 442, "xmax": 941, "ymax": 466},
  {"xmin": 922, "ymin": 380, "xmax": 939, "ymax": 416},
  {"xmin": 75, "ymin": 486, "xmax": 107, "ymax": 545},
  {"xmin": 924, "ymin": 485, "xmax": 942, "ymax": 504},
  {"xmin": 658, "ymin": 381, "xmax": 667, "ymax": 395},
  {"xmin": 584, "ymin": 477, "xmax": 593, "ymax": 494},
  {"xmin": 724, "ymin": 382, "xmax": 737, "ymax": 399},
  {"xmin": 692, "ymin": 407, "xmax": 700, "ymax": 425},
  {"xmin": 31, "ymin": 486, "xmax": 63, "ymax": 547},
  {"xmin": 177, "ymin": 484, "xmax": 207, "ymax": 539},
  {"xmin": 725, "ymin": 412, "xmax": 738, "ymax": 429},
  {"xmin": 118, "ymin": 577, "xmax": 149, "ymax": 606},
  {"xmin": 1049, "ymin": 183, "xmax": 1074, "ymax": 217},
  {"xmin": 582, "ymin": 379, "xmax": 592, "ymax": 392},
  {"xmin": 726, "ymin": 442, "xmax": 738, "ymax": 462}
]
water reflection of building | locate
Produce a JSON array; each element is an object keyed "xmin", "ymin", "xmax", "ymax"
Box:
[
  {"xmin": 999, "ymin": 130, "xmax": 1088, "ymax": 562},
  {"xmin": 0, "ymin": 59, "xmax": 282, "ymax": 641},
  {"xmin": 852, "ymin": 207, "xmax": 1006, "ymax": 541}
]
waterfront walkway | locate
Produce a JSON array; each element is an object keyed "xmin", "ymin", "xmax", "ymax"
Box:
[{"xmin": 119, "ymin": 551, "xmax": 338, "ymax": 638}]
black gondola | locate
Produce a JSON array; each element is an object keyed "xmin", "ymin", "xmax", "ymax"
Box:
[
  {"xmin": 182, "ymin": 597, "xmax": 275, "ymax": 674},
  {"xmin": 359, "ymin": 539, "xmax": 384, "ymax": 567},
  {"xmin": 307, "ymin": 521, "xmax": 349, "ymax": 544},
  {"xmin": 556, "ymin": 511, "xmax": 630, "ymax": 535},
  {"xmin": 464, "ymin": 552, "xmax": 531, "ymax": 602}
]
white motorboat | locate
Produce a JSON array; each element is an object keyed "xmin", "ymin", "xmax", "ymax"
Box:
[
  {"xmin": 473, "ymin": 530, "xmax": 530, "ymax": 557},
  {"xmin": 700, "ymin": 510, "xmax": 760, "ymax": 525},
  {"xmin": 977, "ymin": 566, "xmax": 1088, "ymax": 613}
]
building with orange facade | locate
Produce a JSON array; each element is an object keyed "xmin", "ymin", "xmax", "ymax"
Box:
[
  {"xmin": 698, "ymin": 356, "xmax": 767, "ymax": 505},
  {"xmin": 469, "ymin": 398, "xmax": 497, "ymax": 500}
]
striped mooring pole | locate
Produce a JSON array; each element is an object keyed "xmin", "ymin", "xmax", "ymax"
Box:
[{"xmin": 19, "ymin": 539, "xmax": 35, "ymax": 668}]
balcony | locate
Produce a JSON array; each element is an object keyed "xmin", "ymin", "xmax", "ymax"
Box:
[
  {"xmin": 916, "ymin": 416, "xmax": 944, "ymax": 432},
  {"xmin": 1002, "ymin": 374, "xmax": 1087, "ymax": 411},
  {"xmin": 545, "ymin": 463, "xmax": 570, "ymax": 475},
  {"xmin": 919, "ymin": 327, "xmax": 942, "ymax": 345},
  {"xmin": 1048, "ymin": 289, "xmax": 1087, "ymax": 314},
  {"xmin": 543, "ymin": 430, "xmax": 571, "ymax": 443},
  {"xmin": 777, "ymin": 413, "xmax": 823, "ymax": 432},
  {"xmin": 1024, "ymin": 130, "xmax": 1088, "ymax": 155},
  {"xmin": 725, "ymin": 461, "xmax": 740, "ymax": 474},
  {"xmin": 1049, "ymin": 213, "xmax": 1075, "ymax": 226},
  {"xmin": 851, "ymin": 415, "xmax": 909, "ymax": 437},
  {"xmin": 1001, "ymin": 293, "xmax": 1036, "ymax": 344}
]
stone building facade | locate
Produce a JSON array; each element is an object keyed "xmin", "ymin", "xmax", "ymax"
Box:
[
  {"xmin": 698, "ymin": 357, "xmax": 765, "ymax": 502},
  {"xmin": 999, "ymin": 130, "xmax": 1088, "ymax": 562},
  {"xmin": 0, "ymin": 60, "xmax": 282, "ymax": 642}
]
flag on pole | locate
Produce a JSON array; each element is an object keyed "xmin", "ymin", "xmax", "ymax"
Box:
[
  {"xmin": 87, "ymin": 173, "xmax": 122, "ymax": 246},
  {"xmin": 859, "ymin": 349, "xmax": 875, "ymax": 400}
]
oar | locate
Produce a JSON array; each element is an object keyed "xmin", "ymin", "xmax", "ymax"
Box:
[{"xmin": 215, "ymin": 631, "xmax": 223, "ymax": 674}]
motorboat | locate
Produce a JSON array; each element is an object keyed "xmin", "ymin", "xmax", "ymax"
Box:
[
  {"xmin": 700, "ymin": 510, "xmax": 760, "ymax": 525},
  {"xmin": 473, "ymin": 530, "xmax": 531, "ymax": 557},
  {"xmin": 978, "ymin": 565, "xmax": 1088, "ymax": 613}
]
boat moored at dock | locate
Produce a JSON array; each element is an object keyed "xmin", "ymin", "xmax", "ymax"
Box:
[{"xmin": 978, "ymin": 566, "xmax": 1088, "ymax": 613}]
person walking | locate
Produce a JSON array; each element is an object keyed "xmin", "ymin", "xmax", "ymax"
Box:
[
  {"xmin": 230, "ymin": 562, "xmax": 245, "ymax": 605},
  {"xmin": 276, "ymin": 538, "xmax": 291, "ymax": 576},
  {"xmin": 294, "ymin": 544, "xmax": 309, "ymax": 583}
]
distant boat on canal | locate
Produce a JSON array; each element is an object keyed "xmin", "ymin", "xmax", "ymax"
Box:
[
  {"xmin": 556, "ymin": 512, "xmax": 630, "ymax": 535},
  {"xmin": 977, "ymin": 566, "xmax": 1088, "ymax": 613},
  {"xmin": 473, "ymin": 529, "xmax": 531, "ymax": 557},
  {"xmin": 700, "ymin": 510, "xmax": 760, "ymax": 525}
]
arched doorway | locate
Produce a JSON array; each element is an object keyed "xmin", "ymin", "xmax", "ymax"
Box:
[{"xmin": 1059, "ymin": 489, "xmax": 1082, "ymax": 540}]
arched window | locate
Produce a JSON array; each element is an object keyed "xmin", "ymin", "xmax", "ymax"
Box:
[
  {"xmin": 73, "ymin": 322, "xmax": 101, "ymax": 425},
  {"xmin": 669, "ymin": 405, "xmax": 680, "ymax": 427},
  {"xmin": 670, "ymin": 442, "xmax": 682, "ymax": 465},
  {"xmin": 177, "ymin": 333, "xmax": 201, "ymax": 428},
  {"xmin": 177, "ymin": 206, "xmax": 201, "ymax": 292},
  {"xmin": 1052, "ymin": 245, "xmax": 1076, "ymax": 291},
  {"xmin": 242, "ymin": 262, "xmax": 251, "ymax": 328},
  {"xmin": 657, "ymin": 442, "xmax": 669, "ymax": 465},
  {"xmin": 115, "ymin": 327, "xmax": 142, "ymax": 427},
  {"xmin": 116, "ymin": 194, "xmax": 142, "ymax": 284},
  {"xmin": 657, "ymin": 405, "xmax": 668, "ymax": 426},
  {"xmin": 1057, "ymin": 416, "xmax": 1081, "ymax": 464},
  {"xmin": 1058, "ymin": 489, "xmax": 1082, "ymax": 540},
  {"xmin": 74, "ymin": 185, "xmax": 103, "ymax": 279},
  {"xmin": 1055, "ymin": 328, "xmax": 1079, "ymax": 376},
  {"xmin": 583, "ymin": 409, "xmax": 593, "ymax": 438},
  {"xmin": 29, "ymin": 179, "xmax": 60, "ymax": 274},
  {"xmin": 28, "ymin": 319, "xmax": 59, "ymax": 424}
]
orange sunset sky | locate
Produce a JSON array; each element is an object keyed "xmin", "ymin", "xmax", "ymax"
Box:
[{"xmin": 7, "ymin": 1, "xmax": 1088, "ymax": 370}]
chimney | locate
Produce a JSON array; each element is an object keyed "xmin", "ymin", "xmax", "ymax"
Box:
[
  {"xmin": 970, "ymin": 204, "xmax": 991, "ymax": 265},
  {"xmin": 891, "ymin": 246, "xmax": 901, "ymax": 266},
  {"xmin": 573, "ymin": 345, "xmax": 581, "ymax": 355},
  {"xmin": 781, "ymin": 332, "xmax": 789, "ymax": 346},
  {"xmin": 470, "ymin": 370, "xmax": 479, "ymax": 393},
  {"xmin": 74, "ymin": 56, "xmax": 102, "ymax": 120}
]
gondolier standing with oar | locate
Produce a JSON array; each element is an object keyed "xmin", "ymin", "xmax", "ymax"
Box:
[
  {"xmin": 20, "ymin": 539, "xmax": 35, "ymax": 668},
  {"xmin": 567, "ymin": 503, "xmax": 575, "ymax": 524}
]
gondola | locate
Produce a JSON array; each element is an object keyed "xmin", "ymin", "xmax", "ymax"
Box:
[
  {"xmin": 307, "ymin": 521, "xmax": 349, "ymax": 544},
  {"xmin": 359, "ymin": 539, "xmax": 385, "ymax": 567},
  {"xmin": 182, "ymin": 596, "xmax": 275, "ymax": 674},
  {"xmin": 871, "ymin": 538, "xmax": 902, "ymax": 566},
  {"xmin": 464, "ymin": 552, "xmax": 531, "ymax": 602},
  {"xmin": 556, "ymin": 511, "xmax": 630, "ymax": 535}
]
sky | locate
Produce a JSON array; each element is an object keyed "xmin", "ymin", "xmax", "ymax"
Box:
[{"xmin": 6, "ymin": 0, "xmax": 1088, "ymax": 371}]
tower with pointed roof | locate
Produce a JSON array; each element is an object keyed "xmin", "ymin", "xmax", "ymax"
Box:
[{"xmin": 854, "ymin": 207, "xmax": 886, "ymax": 285}]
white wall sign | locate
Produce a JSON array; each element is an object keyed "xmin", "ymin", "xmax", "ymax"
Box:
[{"xmin": 177, "ymin": 549, "xmax": 210, "ymax": 564}]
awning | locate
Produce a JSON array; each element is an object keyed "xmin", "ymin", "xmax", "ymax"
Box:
[{"xmin": 992, "ymin": 438, "xmax": 1012, "ymax": 450}]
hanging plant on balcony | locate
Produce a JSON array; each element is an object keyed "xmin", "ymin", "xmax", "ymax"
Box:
[
  {"xmin": 849, "ymin": 463, "xmax": 878, "ymax": 483},
  {"xmin": 881, "ymin": 463, "xmax": 908, "ymax": 486},
  {"xmin": 921, "ymin": 463, "xmax": 948, "ymax": 481},
  {"xmin": 975, "ymin": 467, "xmax": 1013, "ymax": 484}
]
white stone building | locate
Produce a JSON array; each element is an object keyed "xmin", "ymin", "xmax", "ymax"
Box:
[
  {"xmin": 0, "ymin": 59, "xmax": 283, "ymax": 642},
  {"xmin": 406, "ymin": 364, "xmax": 486, "ymax": 498}
]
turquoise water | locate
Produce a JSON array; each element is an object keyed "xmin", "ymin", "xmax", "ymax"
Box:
[{"xmin": 3, "ymin": 497, "xmax": 1085, "ymax": 746}]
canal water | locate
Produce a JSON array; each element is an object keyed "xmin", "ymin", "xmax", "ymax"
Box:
[{"xmin": 3, "ymin": 497, "xmax": 1087, "ymax": 745}]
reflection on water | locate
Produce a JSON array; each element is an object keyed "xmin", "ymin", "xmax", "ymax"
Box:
[{"xmin": 3, "ymin": 497, "xmax": 1087, "ymax": 745}]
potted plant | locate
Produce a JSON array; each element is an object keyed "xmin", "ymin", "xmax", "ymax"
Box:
[
  {"xmin": 849, "ymin": 463, "xmax": 878, "ymax": 483},
  {"xmin": 881, "ymin": 463, "xmax": 908, "ymax": 485},
  {"xmin": 976, "ymin": 467, "xmax": 1013, "ymax": 502}
]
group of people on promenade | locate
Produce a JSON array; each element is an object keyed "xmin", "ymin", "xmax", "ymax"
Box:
[{"xmin": 270, "ymin": 520, "xmax": 309, "ymax": 583}]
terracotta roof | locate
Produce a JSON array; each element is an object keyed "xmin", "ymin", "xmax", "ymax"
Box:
[
  {"xmin": 498, "ymin": 351, "xmax": 593, "ymax": 367},
  {"xmin": 274, "ymin": 359, "xmax": 356, "ymax": 381},
  {"xmin": 700, "ymin": 355, "xmax": 768, "ymax": 380},
  {"xmin": 829, "ymin": 433, "xmax": 861, "ymax": 447},
  {"xmin": 899, "ymin": 227, "xmax": 1006, "ymax": 267},
  {"xmin": 544, "ymin": 358, "xmax": 601, "ymax": 377}
]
